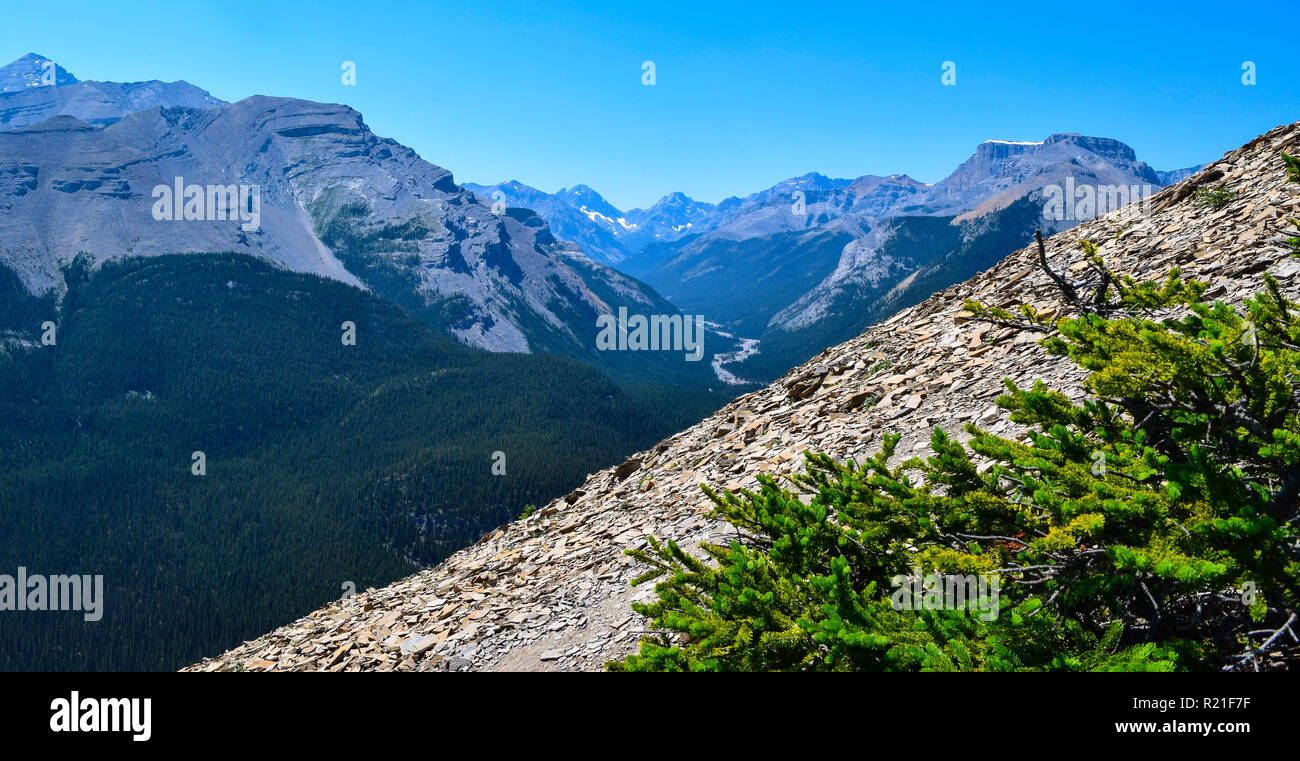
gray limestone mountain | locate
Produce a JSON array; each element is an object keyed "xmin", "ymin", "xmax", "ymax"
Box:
[
  {"xmin": 0, "ymin": 53, "xmax": 223, "ymax": 129},
  {"xmin": 921, "ymin": 133, "xmax": 1166, "ymax": 217},
  {"xmin": 0, "ymin": 56, "xmax": 718, "ymax": 383},
  {"xmin": 185, "ymin": 118, "xmax": 1300, "ymax": 673}
]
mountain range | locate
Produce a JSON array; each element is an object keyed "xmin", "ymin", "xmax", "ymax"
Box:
[
  {"xmin": 469, "ymin": 135, "xmax": 1202, "ymax": 381},
  {"xmin": 0, "ymin": 54, "xmax": 720, "ymax": 386},
  {"xmin": 1, "ymin": 52, "xmax": 1207, "ymax": 390}
]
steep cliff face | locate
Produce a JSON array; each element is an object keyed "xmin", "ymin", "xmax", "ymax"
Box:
[{"xmin": 186, "ymin": 120, "xmax": 1300, "ymax": 673}]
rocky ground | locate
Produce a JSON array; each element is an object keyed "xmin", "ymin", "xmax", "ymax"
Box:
[{"xmin": 185, "ymin": 120, "xmax": 1300, "ymax": 672}]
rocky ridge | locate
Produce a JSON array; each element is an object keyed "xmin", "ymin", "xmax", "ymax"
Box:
[
  {"xmin": 186, "ymin": 120, "xmax": 1300, "ymax": 673},
  {"xmin": 0, "ymin": 53, "xmax": 222, "ymax": 130}
]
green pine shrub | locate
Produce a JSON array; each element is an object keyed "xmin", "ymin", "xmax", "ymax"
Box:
[
  {"xmin": 1193, "ymin": 186, "xmax": 1236, "ymax": 210},
  {"xmin": 610, "ymin": 155, "xmax": 1300, "ymax": 672}
]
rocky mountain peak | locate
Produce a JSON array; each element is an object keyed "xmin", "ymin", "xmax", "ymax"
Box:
[
  {"xmin": 782, "ymin": 171, "xmax": 849, "ymax": 190},
  {"xmin": 1043, "ymin": 131, "xmax": 1138, "ymax": 161},
  {"xmin": 556, "ymin": 184, "xmax": 622, "ymax": 218},
  {"xmin": 0, "ymin": 53, "xmax": 78, "ymax": 91},
  {"xmin": 846, "ymin": 172, "xmax": 927, "ymax": 194},
  {"xmin": 627, "ymin": 191, "xmax": 717, "ymax": 235},
  {"xmin": 650, "ymin": 190, "xmax": 706, "ymax": 209},
  {"xmin": 926, "ymin": 131, "xmax": 1160, "ymax": 215}
]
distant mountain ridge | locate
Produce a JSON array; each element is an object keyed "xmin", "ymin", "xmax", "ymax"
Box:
[
  {"xmin": 471, "ymin": 133, "xmax": 1205, "ymax": 381},
  {"xmin": 462, "ymin": 181, "xmax": 724, "ymax": 266},
  {"xmin": 472, "ymin": 132, "xmax": 1201, "ymax": 268},
  {"xmin": 0, "ymin": 53, "xmax": 223, "ymax": 129}
]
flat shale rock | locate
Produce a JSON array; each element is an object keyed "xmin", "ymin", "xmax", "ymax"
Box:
[{"xmin": 185, "ymin": 121, "xmax": 1300, "ymax": 673}]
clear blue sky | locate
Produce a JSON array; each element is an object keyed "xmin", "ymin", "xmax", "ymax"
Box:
[{"xmin": 3, "ymin": 0, "xmax": 1295, "ymax": 209}]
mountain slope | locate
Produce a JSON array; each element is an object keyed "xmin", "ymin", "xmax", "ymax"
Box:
[
  {"xmin": 636, "ymin": 227, "xmax": 859, "ymax": 337},
  {"xmin": 186, "ymin": 120, "xmax": 1300, "ymax": 672},
  {"xmin": 0, "ymin": 252, "xmax": 725, "ymax": 671}
]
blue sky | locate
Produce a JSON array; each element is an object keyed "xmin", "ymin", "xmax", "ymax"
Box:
[{"xmin": 3, "ymin": 0, "xmax": 1295, "ymax": 209}]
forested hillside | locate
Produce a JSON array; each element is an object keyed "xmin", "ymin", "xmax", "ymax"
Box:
[{"xmin": 0, "ymin": 254, "xmax": 725, "ymax": 670}]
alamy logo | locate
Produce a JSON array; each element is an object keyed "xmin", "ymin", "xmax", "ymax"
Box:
[
  {"xmin": 152, "ymin": 177, "xmax": 261, "ymax": 232},
  {"xmin": 50, "ymin": 692, "xmax": 151, "ymax": 742},
  {"xmin": 595, "ymin": 307, "xmax": 704, "ymax": 361},
  {"xmin": 0, "ymin": 567, "xmax": 102, "ymax": 621},
  {"xmin": 1042, "ymin": 177, "xmax": 1155, "ymax": 222},
  {"xmin": 889, "ymin": 567, "xmax": 1000, "ymax": 621}
]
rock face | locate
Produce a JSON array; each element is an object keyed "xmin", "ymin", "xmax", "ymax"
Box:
[
  {"xmin": 185, "ymin": 119, "xmax": 1300, "ymax": 673},
  {"xmin": 768, "ymin": 223, "xmax": 911, "ymax": 331},
  {"xmin": 0, "ymin": 53, "xmax": 223, "ymax": 129},
  {"xmin": 927, "ymin": 133, "xmax": 1164, "ymax": 219}
]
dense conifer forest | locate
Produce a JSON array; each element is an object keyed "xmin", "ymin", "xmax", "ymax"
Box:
[{"xmin": 0, "ymin": 254, "xmax": 725, "ymax": 670}]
